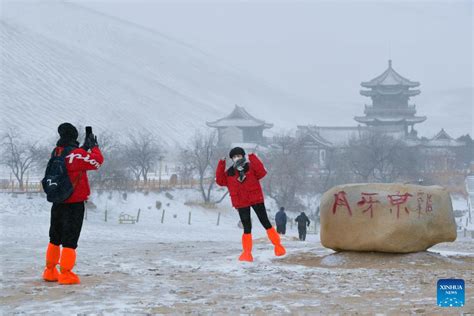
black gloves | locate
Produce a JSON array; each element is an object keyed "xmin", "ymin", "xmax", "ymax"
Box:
[
  {"xmin": 82, "ymin": 134, "xmax": 98, "ymax": 151},
  {"xmin": 91, "ymin": 135, "xmax": 98, "ymax": 148},
  {"xmin": 234, "ymin": 158, "xmax": 247, "ymax": 182},
  {"xmin": 233, "ymin": 158, "xmax": 246, "ymax": 171}
]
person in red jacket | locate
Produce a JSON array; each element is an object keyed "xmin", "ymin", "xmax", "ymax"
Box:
[
  {"xmin": 43, "ymin": 123, "xmax": 104, "ymax": 285},
  {"xmin": 215, "ymin": 147, "xmax": 285, "ymax": 262}
]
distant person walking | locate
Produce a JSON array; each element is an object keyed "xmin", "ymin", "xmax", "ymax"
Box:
[
  {"xmin": 215, "ymin": 147, "xmax": 286, "ymax": 262},
  {"xmin": 41, "ymin": 123, "xmax": 103, "ymax": 285},
  {"xmin": 295, "ymin": 211, "xmax": 311, "ymax": 241},
  {"xmin": 275, "ymin": 207, "xmax": 287, "ymax": 235}
]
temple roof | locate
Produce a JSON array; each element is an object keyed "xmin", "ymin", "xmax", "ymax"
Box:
[
  {"xmin": 297, "ymin": 125, "xmax": 368, "ymax": 147},
  {"xmin": 354, "ymin": 116, "xmax": 427, "ymax": 124},
  {"xmin": 363, "ymin": 104, "xmax": 417, "ymax": 116},
  {"xmin": 206, "ymin": 105, "xmax": 273, "ymax": 129},
  {"xmin": 427, "ymin": 129, "xmax": 464, "ymax": 146},
  {"xmin": 431, "ymin": 128, "xmax": 452, "ymax": 141},
  {"xmin": 360, "ymin": 88, "xmax": 420, "ymax": 97},
  {"xmin": 361, "ymin": 60, "xmax": 420, "ymax": 88},
  {"xmin": 418, "ymin": 129, "xmax": 465, "ymax": 147},
  {"xmin": 300, "ymin": 129, "xmax": 333, "ymax": 148}
]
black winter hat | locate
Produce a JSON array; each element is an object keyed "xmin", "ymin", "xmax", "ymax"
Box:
[
  {"xmin": 58, "ymin": 122, "xmax": 78, "ymax": 141},
  {"xmin": 229, "ymin": 147, "xmax": 246, "ymax": 159}
]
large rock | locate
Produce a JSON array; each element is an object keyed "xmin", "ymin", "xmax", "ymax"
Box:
[{"xmin": 320, "ymin": 183, "xmax": 457, "ymax": 253}]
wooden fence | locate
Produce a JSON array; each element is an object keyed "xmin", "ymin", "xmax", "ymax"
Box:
[{"xmin": 0, "ymin": 177, "xmax": 215, "ymax": 193}]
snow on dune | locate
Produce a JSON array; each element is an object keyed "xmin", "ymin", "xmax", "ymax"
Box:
[{"xmin": 1, "ymin": 1, "xmax": 316, "ymax": 144}]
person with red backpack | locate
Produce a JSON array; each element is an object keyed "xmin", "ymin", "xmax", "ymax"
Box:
[
  {"xmin": 215, "ymin": 147, "xmax": 286, "ymax": 262},
  {"xmin": 42, "ymin": 123, "xmax": 103, "ymax": 285}
]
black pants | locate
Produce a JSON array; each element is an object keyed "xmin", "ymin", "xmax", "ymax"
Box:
[
  {"xmin": 49, "ymin": 202, "xmax": 85, "ymax": 249},
  {"xmin": 276, "ymin": 224, "xmax": 286, "ymax": 235},
  {"xmin": 238, "ymin": 203, "xmax": 272, "ymax": 234},
  {"xmin": 298, "ymin": 227, "xmax": 307, "ymax": 241}
]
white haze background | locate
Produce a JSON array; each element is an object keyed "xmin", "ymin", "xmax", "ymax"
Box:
[
  {"xmin": 78, "ymin": 0, "xmax": 473, "ymax": 137},
  {"xmin": 0, "ymin": 0, "xmax": 472, "ymax": 142}
]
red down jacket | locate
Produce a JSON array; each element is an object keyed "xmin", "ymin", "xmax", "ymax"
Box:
[
  {"xmin": 56, "ymin": 146, "xmax": 104, "ymax": 203},
  {"xmin": 215, "ymin": 153, "xmax": 267, "ymax": 209}
]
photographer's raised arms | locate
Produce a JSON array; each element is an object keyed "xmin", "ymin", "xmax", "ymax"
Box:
[{"xmin": 41, "ymin": 123, "xmax": 104, "ymax": 285}]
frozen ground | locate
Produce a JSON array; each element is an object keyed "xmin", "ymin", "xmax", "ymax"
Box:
[{"xmin": 0, "ymin": 191, "xmax": 473, "ymax": 314}]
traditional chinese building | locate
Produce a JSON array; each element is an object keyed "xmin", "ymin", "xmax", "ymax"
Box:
[
  {"xmin": 206, "ymin": 105, "xmax": 273, "ymax": 148},
  {"xmin": 356, "ymin": 59, "xmax": 426, "ymax": 138},
  {"xmin": 296, "ymin": 125, "xmax": 368, "ymax": 170},
  {"xmin": 296, "ymin": 60, "xmax": 466, "ymax": 173},
  {"xmin": 414, "ymin": 128, "xmax": 465, "ymax": 172}
]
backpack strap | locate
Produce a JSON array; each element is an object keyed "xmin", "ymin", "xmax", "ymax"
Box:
[
  {"xmin": 60, "ymin": 146, "xmax": 82, "ymax": 190},
  {"xmin": 52, "ymin": 146, "xmax": 74, "ymax": 158},
  {"xmin": 62, "ymin": 146, "xmax": 75, "ymax": 157}
]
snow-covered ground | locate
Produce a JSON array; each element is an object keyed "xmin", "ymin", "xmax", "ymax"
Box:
[{"xmin": 1, "ymin": 190, "xmax": 473, "ymax": 314}]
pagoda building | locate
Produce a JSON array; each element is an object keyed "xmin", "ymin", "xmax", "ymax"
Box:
[
  {"xmin": 206, "ymin": 105, "xmax": 273, "ymax": 148},
  {"xmin": 355, "ymin": 60, "xmax": 426, "ymax": 137},
  {"xmin": 290, "ymin": 59, "xmax": 467, "ymax": 176}
]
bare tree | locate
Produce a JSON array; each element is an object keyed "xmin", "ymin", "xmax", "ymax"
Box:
[
  {"xmin": 89, "ymin": 132, "xmax": 132, "ymax": 189},
  {"xmin": 1, "ymin": 130, "xmax": 45, "ymax": 190},
  {"xmin": 124, "ymin": 131, "xmax": 162, "ymax": 183},
  {"xmin": 309, "ymin": 147, "xmax": 353, "ymax": 193},
  {"xmin": 263, "ymin": 133, "xmax": 312, "ymax": 211},
  {"xmin": 31, "ymin": 144, "xmax": 51, "ymax": 175},
  {"xmin": 455, "ymin": 134, "xmax": 474, "ymax": 170},
  {"xmin": 345, "ymin": 132, "xmax": 420, "ymax": 183},
  {"xmin": 176, "ymin": 148, "xmax": 195, "ymax": 187},
  {"xmin": 182, "ymin": 129, "xmax": 225, "ymax": 203}
]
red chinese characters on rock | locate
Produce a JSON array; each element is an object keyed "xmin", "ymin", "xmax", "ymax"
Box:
[
  {"xmin": 387, "ymin": 192, "xmax": 413, "ymax": 219},
  {"xmin": 357, "ymin": 192, "xmax": 380, "ymax": 218},
  {"xmin": 330, "ymin": 190, "xmax": 432, "ymax": 220},
  {"xmin": 416, "ymin": 191, "xmax": 434, "ymax": 217},
  {"xmin": 426, "ymin": 194, "xmax": 433, "ymax": 212},
  {"xmin": 332, "ymin": 191, "xmax": 352, "ymax": 216},
  {"xmin": 416, "ymin": 192, "xmax": 424, "ymax": 218}
]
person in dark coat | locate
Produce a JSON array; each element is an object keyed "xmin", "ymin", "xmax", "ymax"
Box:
[
  {"xmin": 275, "ymin": 207, "xmax": 287, "ymax": 235},
  {"xmin": 295, "ymin": 211, "xmax": 311, "ymax": 241}
]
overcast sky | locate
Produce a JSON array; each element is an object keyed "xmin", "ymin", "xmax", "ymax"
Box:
[{"xmin": 76, "ymin": 0, "xmax": 473, "ymax": 137}]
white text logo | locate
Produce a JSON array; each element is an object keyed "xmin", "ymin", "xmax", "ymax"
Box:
[{"xmin": 66, "ymin": 153, "xmax": 101, "ymax": 168}]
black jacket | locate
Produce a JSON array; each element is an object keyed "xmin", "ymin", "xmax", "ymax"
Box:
[
  {"xmin": 275, "ymin": 210, "xmax": 287, "ymax": 226},
  {"xmin": 295, "ymin": 213, "xmax": 310, "ymax": 228}
]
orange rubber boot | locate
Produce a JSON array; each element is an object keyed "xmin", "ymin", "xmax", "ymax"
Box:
[
  {"xmin": 43, "ymin": 243, "xmax": 60, "ymax": 282},
  {"xmin": 239, "ymin": 233, "xmax": 253, "ymax": 262},
  {"xmin": 267, "ymin": 227, "xmax": 286, "ymax": 256},
  {"xmin": 58, "ymin": 247, "xmax": 80, "ymax": 285}
]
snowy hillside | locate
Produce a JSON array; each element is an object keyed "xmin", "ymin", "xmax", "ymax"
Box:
[{"xmin": 0, "ymin": 1, "xmax": 317, "ymax": 145}]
